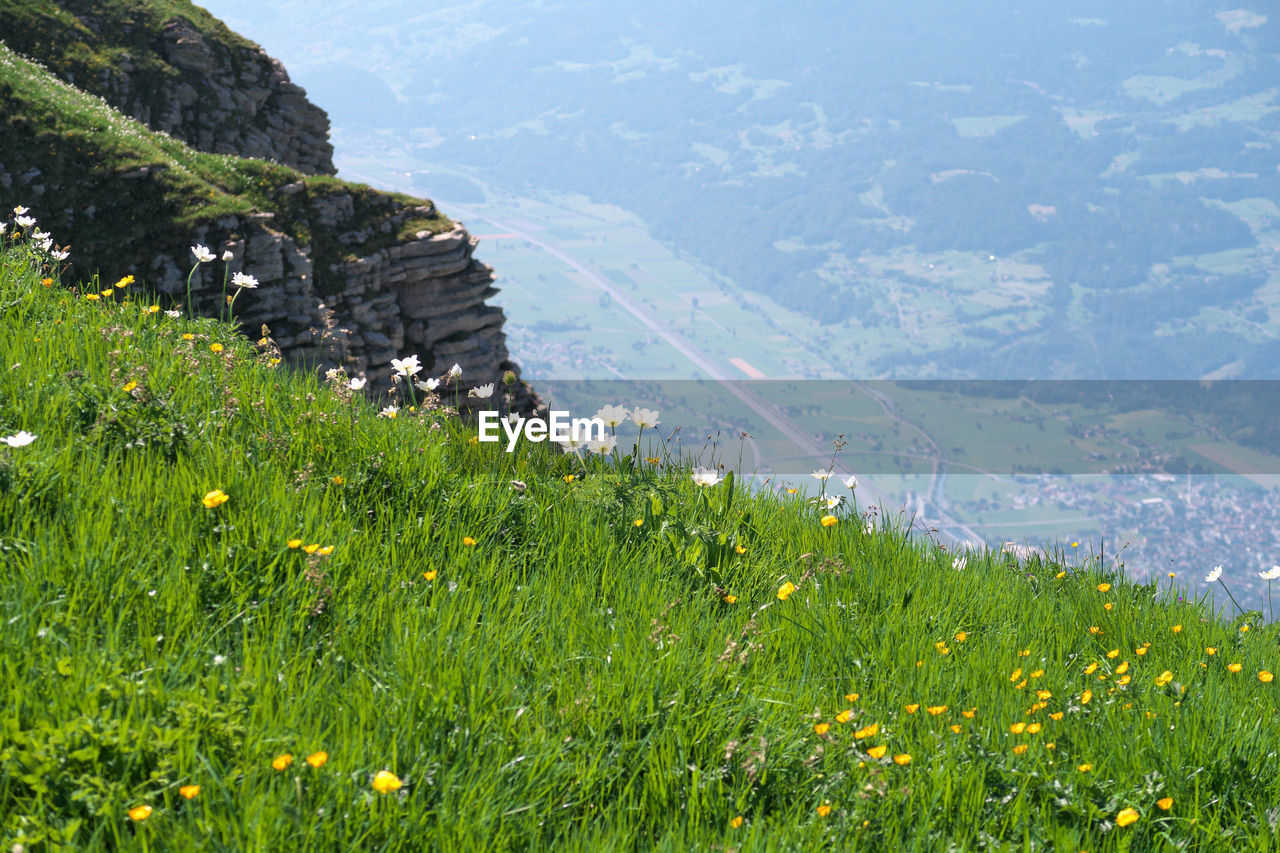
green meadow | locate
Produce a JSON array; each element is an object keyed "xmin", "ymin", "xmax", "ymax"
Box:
[{"xmin": 4, "ymin": 227, "xmax": 1280, "ymax": 850}]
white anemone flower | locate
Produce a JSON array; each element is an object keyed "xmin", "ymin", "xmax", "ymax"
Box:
[
  {"xmin": 822, "ymin": 495, "xmax": 842, "ymax": 510},
  {"xmin": 691, "ymin": 466, "xmax": 723, "ymax": 488},
  {"xmin": 417, "ymin": 377, "xmax": 440, "ymax": 392},
  {"xmin": 811, "ymin": 469, "xmax": 832, "ymax": 481},
  {"xmin": 379, "ymin": 405, "xmax": 399, "ymax": 419},
  {"xmin": 447, "ymin": 363, "xmax": 463, "ymax": 380},
  {"xmin": 221, "ymin": 249, "xmax": 234, "ymax": 261},
  {"xmin": 1205, "ymin": 565, "xmax": 1223, "ymax": 583},
  {"xmin": 586, "ymin": 435, "xmax": 618, "ymax": 455},
  {"xmin": 231, "ymin": 272, "xmax": 258, "ymax": 289},
  {"xmin": 13, "ymin": 205, "xmax": 28, "ymax": 215},
  {"xmin": 164, "ymin": 309, "xmax": 181, "ymax": 318},
  {"xmin": 15, "ymin": 215, "xmax": 35, "ymax": 228},
  {"xmin": 596, "ymin": 404, "xmax": 629, "ymax": 427},
  {"xmin": 0, "ymin": 223, "xmax": 6, "ymax": 235},
  {"xmin": 390, "ymin": 355, "xmax": 421, "ymax": 378},
  {"xmin": 1258, "ymin": 566, "xmax": 1280, "ymax": 581},
  {"xmin": 349, "ymin": 377, "xmax": 367, "ymax": 391},
  {"xmin": 51, "ymin": 249, "xmax": 69, "ymax": 261},
  {"xmin": 557, "ymin": 432, "xmax": 586, "ymax": 453},
  {"xmin": 468, "ymin": 383, "xmax": 495, "ymax": 399},
  {"xmin": 2, "ymin": 431, "xmax": 37, "ymax": 448},
  {"xmin": 31, "ymin": 230, "xmax": 49, "ymax": 242},
  {"xmin": 844, "ymin": 474, "xmax": 858, "ymax": 490},
  {"xmin": 191, "ymin": 245, "xmax": 216, "ymax": 263},
  {"xmin": 39, "ymin": 238, "xmax": 52, "ymax": 252},
  {"xmin": 630, "ymin": 407, "xmax": 660, "ymax": 428}
]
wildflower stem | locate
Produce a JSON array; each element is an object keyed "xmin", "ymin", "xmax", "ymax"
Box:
[{"xmin": 1217, "ymin": 577, "xmax": 1245, "ymax": 617}]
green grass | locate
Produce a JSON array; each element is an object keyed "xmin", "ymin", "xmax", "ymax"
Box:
[{"xmin": 3, "ymin": 233, "xmax": 1280, "ymax": 850}]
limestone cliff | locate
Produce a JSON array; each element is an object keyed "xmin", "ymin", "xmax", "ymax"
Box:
[{"xmin": 0, "ymin": 1, "xmax": 532, "ymax": 404}]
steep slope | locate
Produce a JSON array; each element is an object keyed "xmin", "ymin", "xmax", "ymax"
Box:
[{"xmin": 0, "ymin": 3, "xmax": 531, "ymax": 400}]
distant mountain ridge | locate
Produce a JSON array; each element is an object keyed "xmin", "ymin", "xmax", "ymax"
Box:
[{"xmin": 0, "ymin": 0, "xmax": 533, "ymax": 402}]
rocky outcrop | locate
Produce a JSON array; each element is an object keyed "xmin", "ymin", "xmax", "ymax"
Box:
[{"xmin": 1, "ymin": 2, "xmax": 335, "ymax": 175}]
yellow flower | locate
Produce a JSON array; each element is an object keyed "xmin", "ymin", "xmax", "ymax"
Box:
[
  {"xmin": 372, "ymin": 770, "xmax": 403, "ymax": 793},
  {"xmin": 854, "ymin": 723, "xmax": 878, "ymax": 739},
  {"xmin": 1116, "ymin": 661, "xmax": 1129, "ymax": 675},
  {"xmin": 1228, "ymin": 663, "xmax": 1243, "ymax": 673},
  {"xmin": 147, "ymin": 305, "xmax": 160, "ymax": 313},
  {"xmin": 1009, "ymin": 668, "xmax": 1022, "ymax": 682},
  {"xmin": 1155, "ymin": 670, "xmax": 1173, "ymax": 686},
  {"xmin": 1026, "ymin": 723, "xmax": 1042, "ymax": 734},
  {"xmin": 950, "ymin": 724, "xmax": 962, "ymax": 733},
  {"xmin": 1081, "ymin": 690, "xmax": 1093, "ymax": 704},
  {"xmin": 272, "ymin": 753, "xmax": 293, "ymax": 771},
  {"xmin": 462, "ymin": 537, "xmax": 476, "ymax": 547},
  {"xmin": 1014, "ymin": 679, "xmax": 1027, "ymax": 690},
  {"xmin": 115, "ymin": 275, "xmax": 134, "ymax": 288},
  {"xmin": 729, "ymin": 815, "xmax": 744, "ymax": 828},
  {"xmin": 633, "ymin": 519, "xmax": 643, "ymax": 527},
  {"xmin": 786, "ymin": 487, "xmax": 797, "ymax": 494},
  {"xmin": 179, "ymin": 784, "xmax": 200, "ymax": 799},
  {"xmin": 563, "ymin": 475, "xmax": 576, "ymax": 484},
  {"xmin": 845, "ymin": 693, "xmax": 859, "ymax": 703},
  {"xmin": 817, "ymin": 804, "xmax": 832, "ymax": 817},
  {"xmin": 1010, "ymin": 722, "xmax": 1026, "ymax": 734},
  {"xmin": 892, "ymin": 754, "xmax": 911, "ymax": 765},
  {"xmin": 867, "ymin": 745, "xmax": 887, "ymax": 759},
  {"xmin": 303, "ymin": 543, "xmax": 320, "ymax": 554},
  {"xmin": 1030, "ymin": 669, "xmax": 1044, "ymax": 679},
  {"xmin": 268, "ymin": 358, "xmax": 281, "ymax": 366},
  {"xmin": 814, "ymin": 723, "xmax": 830, "ymax": 735},
  {"xmin": 85, "ymin": 293, "xmax": 100, "ymax": 301},
  {"xmin": 820, "ymin": 515, "xmax": 838, "ymax": 528},
  {"xmin": 128, "ymin": 804, "xmax": 152, "ymax": 821},
  {"xmin": 1118, "ymin": 675, "xmax": 1131, "ymax": 685},
  {"xmin": 645, "ymin": 457, "xmax": 661, "ymax": 465},
  {"xmin": 1045, "ymin": 742, "xmax": 1056, "ymax": 750},
  {"xmin": 1205, "ymin": 647, "xmax": 1217, "ymax": 655},
  {"xmin": 1116, "ymin": 808, "xmax": 1139, "ymax": 827},
  {"xmin": 1242, "ymin": 624, "xmax": 1251, "ymax": 633},
  {"xmin": 1077, "ymin": 764, "xmax": 1092, "ymax": 772},
  {"xmin": 120, "ymin": 380, "xmax": 138, "ymax": 394},
  {"xmin": 735, "ymin": 544, "xmax": 747, "ymax": 554},
  {"xmin": 777, "ymin": 581, "xmax": 797, "ymax": 601},
  {"xmin": 201, "ymin": 489, "xmax": 229, "ymax": 509},
  {"xmin": 287, "ymin": 539, "xmax": 302, "ymax": 549},
  {"xmin": 836, "ymin": 709, "xmax": 854, "ymax": 724},
  {"xmin": 961, "ymin": 708, "xmax": 976, "ymax": 719},
  {"xmin": 331, "ymin": 476, "xmax": 345, "ymax": 485},
  {"xmin": 1055, "ymin": 571, "xmax": 1066, "ymax": 579},
  {"xmin": 100, "ymin": 289, "xmax": 114, "ymax": 297},
  {"xmin": 1019, "ymin": 649, "xmax": 1031, "ymax": 657},
  {"xmin": 955, "ymin": 631, "xmax": 967, "ymax": 642},
  {"xmin": 1157, "ymin": 797, "xmax": 1172, "ymax": 811},
  {"xmin": 723, "ymin": 595, "xmax": 737, "ymax": 604},
  {"xmin": 423, "ymin": 571, "xmax": 437, "ymax": 581},
  {"xmin": 1136, "ymin": 647, "xmax": 1147, "ymax": 656},
  {"xmin": 1012, "ymin": 744, "xmax": 1028, "ymax": 755},
  {"xmin": 926, "ymin": 705, "xmax": 947, "ymax": 716},
  {"xmin": 1097, "ymin": 583, "xmax": 1111, "ymax": 592},
  {"xmin": 1171, "ymin": 624, "xmax": 1182, "ymax": 633},
  {"xmin": 1050, "ymin": 712, "xmax": 1064, "ymax": 721},
  {"xmin": 209, "ymin": 343, "xmax": 224, "ymax": 353},
  {"xmin": 905, "ymin": 703, "xmax": 919, "ymax": 714},
  {"xmin": 1088, "ymin": 626, "xmax": 1101, "ymax": 635},
  {"xmin": 1036, "ymin": 690, "xmax": 1052, "ymax": 701},
  {"xmin": 317, "ymin": 545, "xmax": 334, "ymax": 556},
  {"xmin": 1104, "ymin": 603, "xmax": 1113, "ymax": 611},
  {"xmin": 1084, "ymin": 662, "xmax": 1099, "ymax": 675},
  {"xmin": 181, "ymin": 333, "xmax": 194, "ymax": 340},
  {"xmin": 934, "ymin": 641, "xmax": 949, "ymax": 654},
  {"xmin": 41, "ymin": 277, "xmax": 53, "ymax": 287},
  {"xmin": 1260, "ymin": 671, "xmax": 1274, "ymax": 683}
]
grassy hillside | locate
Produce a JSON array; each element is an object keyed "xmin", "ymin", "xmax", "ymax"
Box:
[{"xmin": 2, "ymin": 225, "xmax": 1280, "ymax": 849}]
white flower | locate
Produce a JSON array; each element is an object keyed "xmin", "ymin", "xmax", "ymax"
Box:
[
  {"xmin": 15, "ymin": 215, "xmax": 35, "ymax": 228},
  {"xmin": 39, "ymin": 238, "xmax": 52, "ymax": 252},
  {"xmin": 231, "ymin": 272, "xmax": 258, "ymax": 289},
  {"xmin": 164, "ymin": 309, "xmax": 181, "ymax": 318},
  {"xmin": 31, "ymin": 230, "xmax": 49, "ymax": 242},
  {"xmin": 325, "ymin": 368, "xmax": 344, "ymax": 383},
  {"xmin": 864, "ymin": 521, "xmax": 875, "ymax": 535},
  {"xmin": 349, "ymin": 377, "xmax": 367, "ymax": 391},
  {"xmin": 811, "ymin": 469, "xmax": 832, "ymax": 481},
  {"xmin": 952, "ymin": 555, "xmax": 967, "ymax": 571},
  {"xmin": 221, "ymin": 249, "xmax": 234, "ymax": 261},
  {"xmin": 379, "ymin": 405, "xmax": 399, "ymax": 418},
  {"xmin": 13, "ymin": 205, "xmax": 28, "ymax": 215},
  {"xmin": 691, "ymin": 466, "xmax": 723, "ymax": 487},
  {"xmin": 192, "ymin": 245, "xmax": 215, "ymax": 263},
  {"xmin": 631, "ymin": 407, "xmax": 660, "ymax": 428},
  {"xmin": 417, "ymin": 377, "xmax": 440, "ymax": 392},
  {"xmin": 390, "ymin": 355, "xmax": 422, "ymax": 378},
  {"xmin": 0, "ymin": 223, "xmax": 5, "ymax": 235},
  {"xmin": 844, "ymin": 474, "xmax": 858, "ymax": 490},
  {"xmin": 1, "ymin": 431, "xmax": 36, "ymax": 448},
  {"xmin": 212, "ymin": 654, "xmax": 227, "ymax": 666},
  {"xmin": 1205, "ymin": 565, "xmax": 1223, "ymax": 583},
  {"xmin": 823, "ymin": 495, "xmax": 842, "ymax": 510},
  {"xmin": 1259, "ymin": 566, "xmax": 1280, "ymax": 581},
  {"xmin": 447, "ymin": 363, "xmax": 463, "ymax": 379},
  {"xmin": 586, "ymin": 435, "xmax": 618, "ymax": 455},
  {"xmin": 596, "ymin": 404, "xmax": 629, "ymax": 427},
  {"xmin": 557, "ymin": 432, "xmax": 586, "ymax": 452},
  {"xmin": 468, "ymin": 383, "xmax": 495, "ymax": 399},
  {"xmin": 51, "ymin": 249, "xmax": 69, "ymax": 261},
  {"xmin": 507, "ymin": 412, "xmax": 521, "ymax": 424}
]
